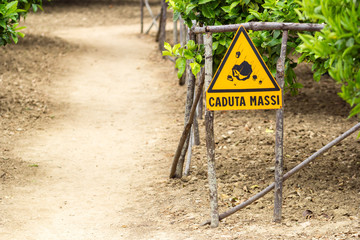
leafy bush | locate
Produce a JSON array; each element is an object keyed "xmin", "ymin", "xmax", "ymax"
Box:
[
  {"xmin": 168, "ymin": 0, "xmax": 263, "ymax": 68},
  {"xmin": 296, "ymin": 0, "xmax": 360, "ymax": 118},
  {"xmin": 163, "ymin": 40, "xmax": 204, "ymax": 77},
  {"xmin": 165, "ymin": 0, "xmax": 360, "ymax": 118},
  {"xmin": 248, "ymin": 0, "xmax": 304, "ymax": 94},
  {"xmin": 166, "ymin": 0, "xmax": 304, "ymax": 94},
  {"xmin": 0, "ymin": 0, "xmax": 45, "ymax": 46}
]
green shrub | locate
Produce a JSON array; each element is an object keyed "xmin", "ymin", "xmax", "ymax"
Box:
[
  {"xmin": 296, "ymin": 0, "xmax": 360, "ymax": 118},
  {"xmin": 166, "ymin": 0, "xmax": 303, "ymax": 94},
  {"xmin": 0, "ymin": 0, "xmax": 45, "ymax": 46}
]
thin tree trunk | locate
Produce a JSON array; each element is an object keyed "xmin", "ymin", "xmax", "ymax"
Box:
[
  {"xmin": 174, "ymin": 29, "xmax": 196, "ymax": 178},
  {"xmin": 184, "ymin": 68, "xmax": 205, "ymax": 176},
  {"xmin": 204, "ymin": 33, "xmax": 219, "ymax": 228},
  {"xmin": 178, "ymin": 17, "xmax": 186, "ymax": 85},
  {"xmin": 193, "ymin": 86, "xmax": 200, "ymax": 145},
  {"xmin": 157, "ymin": 0, "xmax": 167, "ymax": 50},
  {"xmin": 273, "ymin": 30, "xmax": 288, "ymax": 223},
  {"xmin": 173, "ymin": 14, "xmax": 178, "ymax": 44},
  {"xmin": 144, "ymin": 0, "xmax": 157, "ymax": 29},
  {"xmin": 140, "ymin": 0, "xmax": 144, "ymax": 33},
  {"xmin": 145, "ymin": 13, "xmax": 160, "ymax": 34},
  {"xmin": 196, "ymin": 34, "xmax": 204, "ymax": 119},
  {"xmin": 169, "ymin": 64, "xmax": 206, "ymax": 179},
  {"xmin": 184, "ymin": 128, "xmax": 194, "ymax": 176}
]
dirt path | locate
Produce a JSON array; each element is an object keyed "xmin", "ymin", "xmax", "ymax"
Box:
[{"xmin": 0, "ymin": 24, "xmax": 184, "ymax": 239}]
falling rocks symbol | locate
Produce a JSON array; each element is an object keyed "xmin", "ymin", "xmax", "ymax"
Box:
[{"xmin": 231, "ymin": 61, "xmax": 252, "ymax": 81}]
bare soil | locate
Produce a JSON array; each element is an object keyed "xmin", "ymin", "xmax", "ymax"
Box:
[{"xmin": 0, "ymin": 1, "xmax": 359, "ymax": 239}]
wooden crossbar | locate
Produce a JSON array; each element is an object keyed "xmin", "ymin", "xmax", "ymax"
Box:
[{"xmin": 193, "ymin": 22, "xmax": 324, "ymax": 34}]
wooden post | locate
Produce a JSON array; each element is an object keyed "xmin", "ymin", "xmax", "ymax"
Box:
[
  {"xmin": 170, "ymin": 67, "xmax": 206, "ymax": 179},
  {"xmin": 144, "ymin": 0, "xmax": 158, "ymax": 29},
  {"xmin": 193, "ymin": 22, "xmax": 324, "ymax": 34},
  {"xmin": 274, "ymin": 30, "xmax": 288, "ymax": 223},
  {"xmin": 191, "ymin": 21, "xmax": 200, "ymax": 146},
  {"xmin": 184, "ymin": 129, "xmax": 194, "ymax": 176},
  {"xmin": 184, "ymin": 67, "xmax": 205, "ymax": 176},
  {"xmin": 157, "ymin": 0, "xmax": 167, "ymax": 50},
  {"xmin": 173, "ymin": 14, "xmax": 178, "ymax": 44},
  {"xmin": 179, "ymin": 17, "xmax": 186, "ymax": 85},
  {"xmin": 145, "ymin": 13, "xmax": 160, "ymax": 34},
  {"xmin": 192, "ymin": 71, "xmax": 201, "ymax": 145},
  {"xmin": 140, "ymin": 0, "xmax": 144, "ymax": 33},
  {"xmin": 204, "ymin": 32, "xmax": 219, "ymax": 228},
  {"xmin": 174, "ymin": 29, "xmax": 196, "ymax": 178},
  {"xmin": 197, "ymin": 33, "xmax": 204, "ymax": 120},
  {"xmin": 179, "ymin": 17, "xmax": 186, "ymax": 46}
]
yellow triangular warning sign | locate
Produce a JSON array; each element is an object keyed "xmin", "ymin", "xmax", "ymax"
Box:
[{"xmin": 206, "ymin": 25, "xmax": 282, "ymax": 111}]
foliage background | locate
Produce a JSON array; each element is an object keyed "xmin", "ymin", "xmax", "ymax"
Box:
[
  {"xmin": 165, "ymin": 0, "xmax": 360, "ymax": 118},
  {"xmin": 0, "ymin": 0, "xmax": 44, "ymax": 46}
]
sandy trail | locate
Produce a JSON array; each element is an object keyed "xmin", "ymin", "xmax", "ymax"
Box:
[{"xmin": 0, "ymin": 25, "xmax": 178, "ymax": 239}]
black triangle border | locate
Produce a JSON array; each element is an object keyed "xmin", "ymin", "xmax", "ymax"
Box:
[{"xmin": 207, "ymin": 26, "xmax": 280, "ymax": 93}]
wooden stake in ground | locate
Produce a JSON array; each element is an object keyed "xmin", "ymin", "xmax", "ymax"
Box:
[
  {"xmin": 273, "ymin": 30, "xmax": 288, "ymax": 223},
  {"xmin": 192, "ymin": 87, "xmax": 200, "ymax": 146},
  {"xmin": 173, "ymin": 29, "xmax": 196, "ymax": 178},
  {"xmin": 204, "ymin": 32, "xmax": 219, "ymax": 228},
  {"xmin": 196, "ymin": 33, "xmax": 204, "ymax": 120},
  {"xmin": 184, "ymin": 68, "xmax": 205, "ymax": 176},
  {"xmin": 145, "ymin": 13, "xmax": 160, "ymax": 35},
  {"xmin": 169, "ymin": 61, "xmax": 205, "ymax": 179},
  {"xmin": 140, "ymin": 0, "xmax": 144, "ymax": 33},
  {"xmin": 173, "ymin": 14, "xmax": 178, "ymax": 44},
  {"xmin": 157, "ymin": 0, "xmax": 167, "ymax": 51},
  {"xmin": 178, "ymin": 17, "xmax": 186, "ymax": 85},
  {"xmin": 144, "ymin": 0, "xmax": 158, "ymax": 30}
]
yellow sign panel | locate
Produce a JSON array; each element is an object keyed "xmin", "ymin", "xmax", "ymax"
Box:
[{"xmin": 206, "ymin": 25, "xmax": 282, "ymax": 111}]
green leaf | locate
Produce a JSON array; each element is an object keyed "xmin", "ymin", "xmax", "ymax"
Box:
[
  {"xmin": 190, "ymin": 62, "xmax": 201, "ymax": 76},
  {"xmin": 172, "ymin": 43, "xmax": 181, "ymax": 55},
  {"xmin": 5, "ymin": 1, "xmax": 18, "ymax": 11},
  {"xmin": 346, "ymin": 37, "xmax": 354, "ymax": 48},
  {"xmin": 245, "ymin": 15, "xmax": 255, "ymax": 22},
  {"xmin": 173, "ymin": 11, "xmax": 181, "ymax": 21},
  {"xmin": 221, "ymin": 6, "xmax": 230, "ymax": 13},
  {"xmin": 267, "ymin": 38, "xmax": 281, "ymax": 47},
  {"xmin": 15, "ymin": 26, "xmax": 26, "ymax": 31},
  {"xmin": 313, "ymin": 71, "xmax": 322, "ymax": 82},
  {"xmin": 0, "ymin": 20, "xmax": 6, "ymax": 29},
  {"xmin": 17, "ymin": 31, "xmax": 25, "ymax": 38},
  {"xmin": 162, "ymin": 51, "xmax": 173, "ymax": 57},
  {"xmin": 11, "ymin": 34, "xmax": 18, "ymax": 44},
  {"xmin": 273, "ymin": 30, "xmax": 281, "ymax": 40},
  {"xmin": 184, "ymin": 49, "xmax": 194, "ymax": 59},
  {"xmin": 198, "ymin": 0, "xmax": 215, "ymax": 4},
  {"xmin": 175, "ymin": 57, "xmax": 186, "ymax": 79},
  {"xmin": 201, "ymin": 5, "xmax": 215, "ymax": 18},
  {"xmin": 349, "ymin": 103, "xmax": 360, "ymax": 118},
  {"xmin": 195, "ymin": 54, "xmax": 202, "ymax": 63},
  {"xmin": 186, "ymin": 40, "xmax": 196, "ymax": 51},
  {"xmin": 32, "ymin": 3, "xmax": 38, "ymax": 12},
  {"xmin": 212, "ymin": 41, "xmax": 219, "ymax": 51},
  {"xmin": 164, "ymin": 42, "xmax": 172, "ymax": 52},
  {"xmin": 185, "ymin": 3, "xmax": 197, "ymax": 15},
  {"xmin": 230, "ymin": 1, "xmax": 240, "ymax": 10}
]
